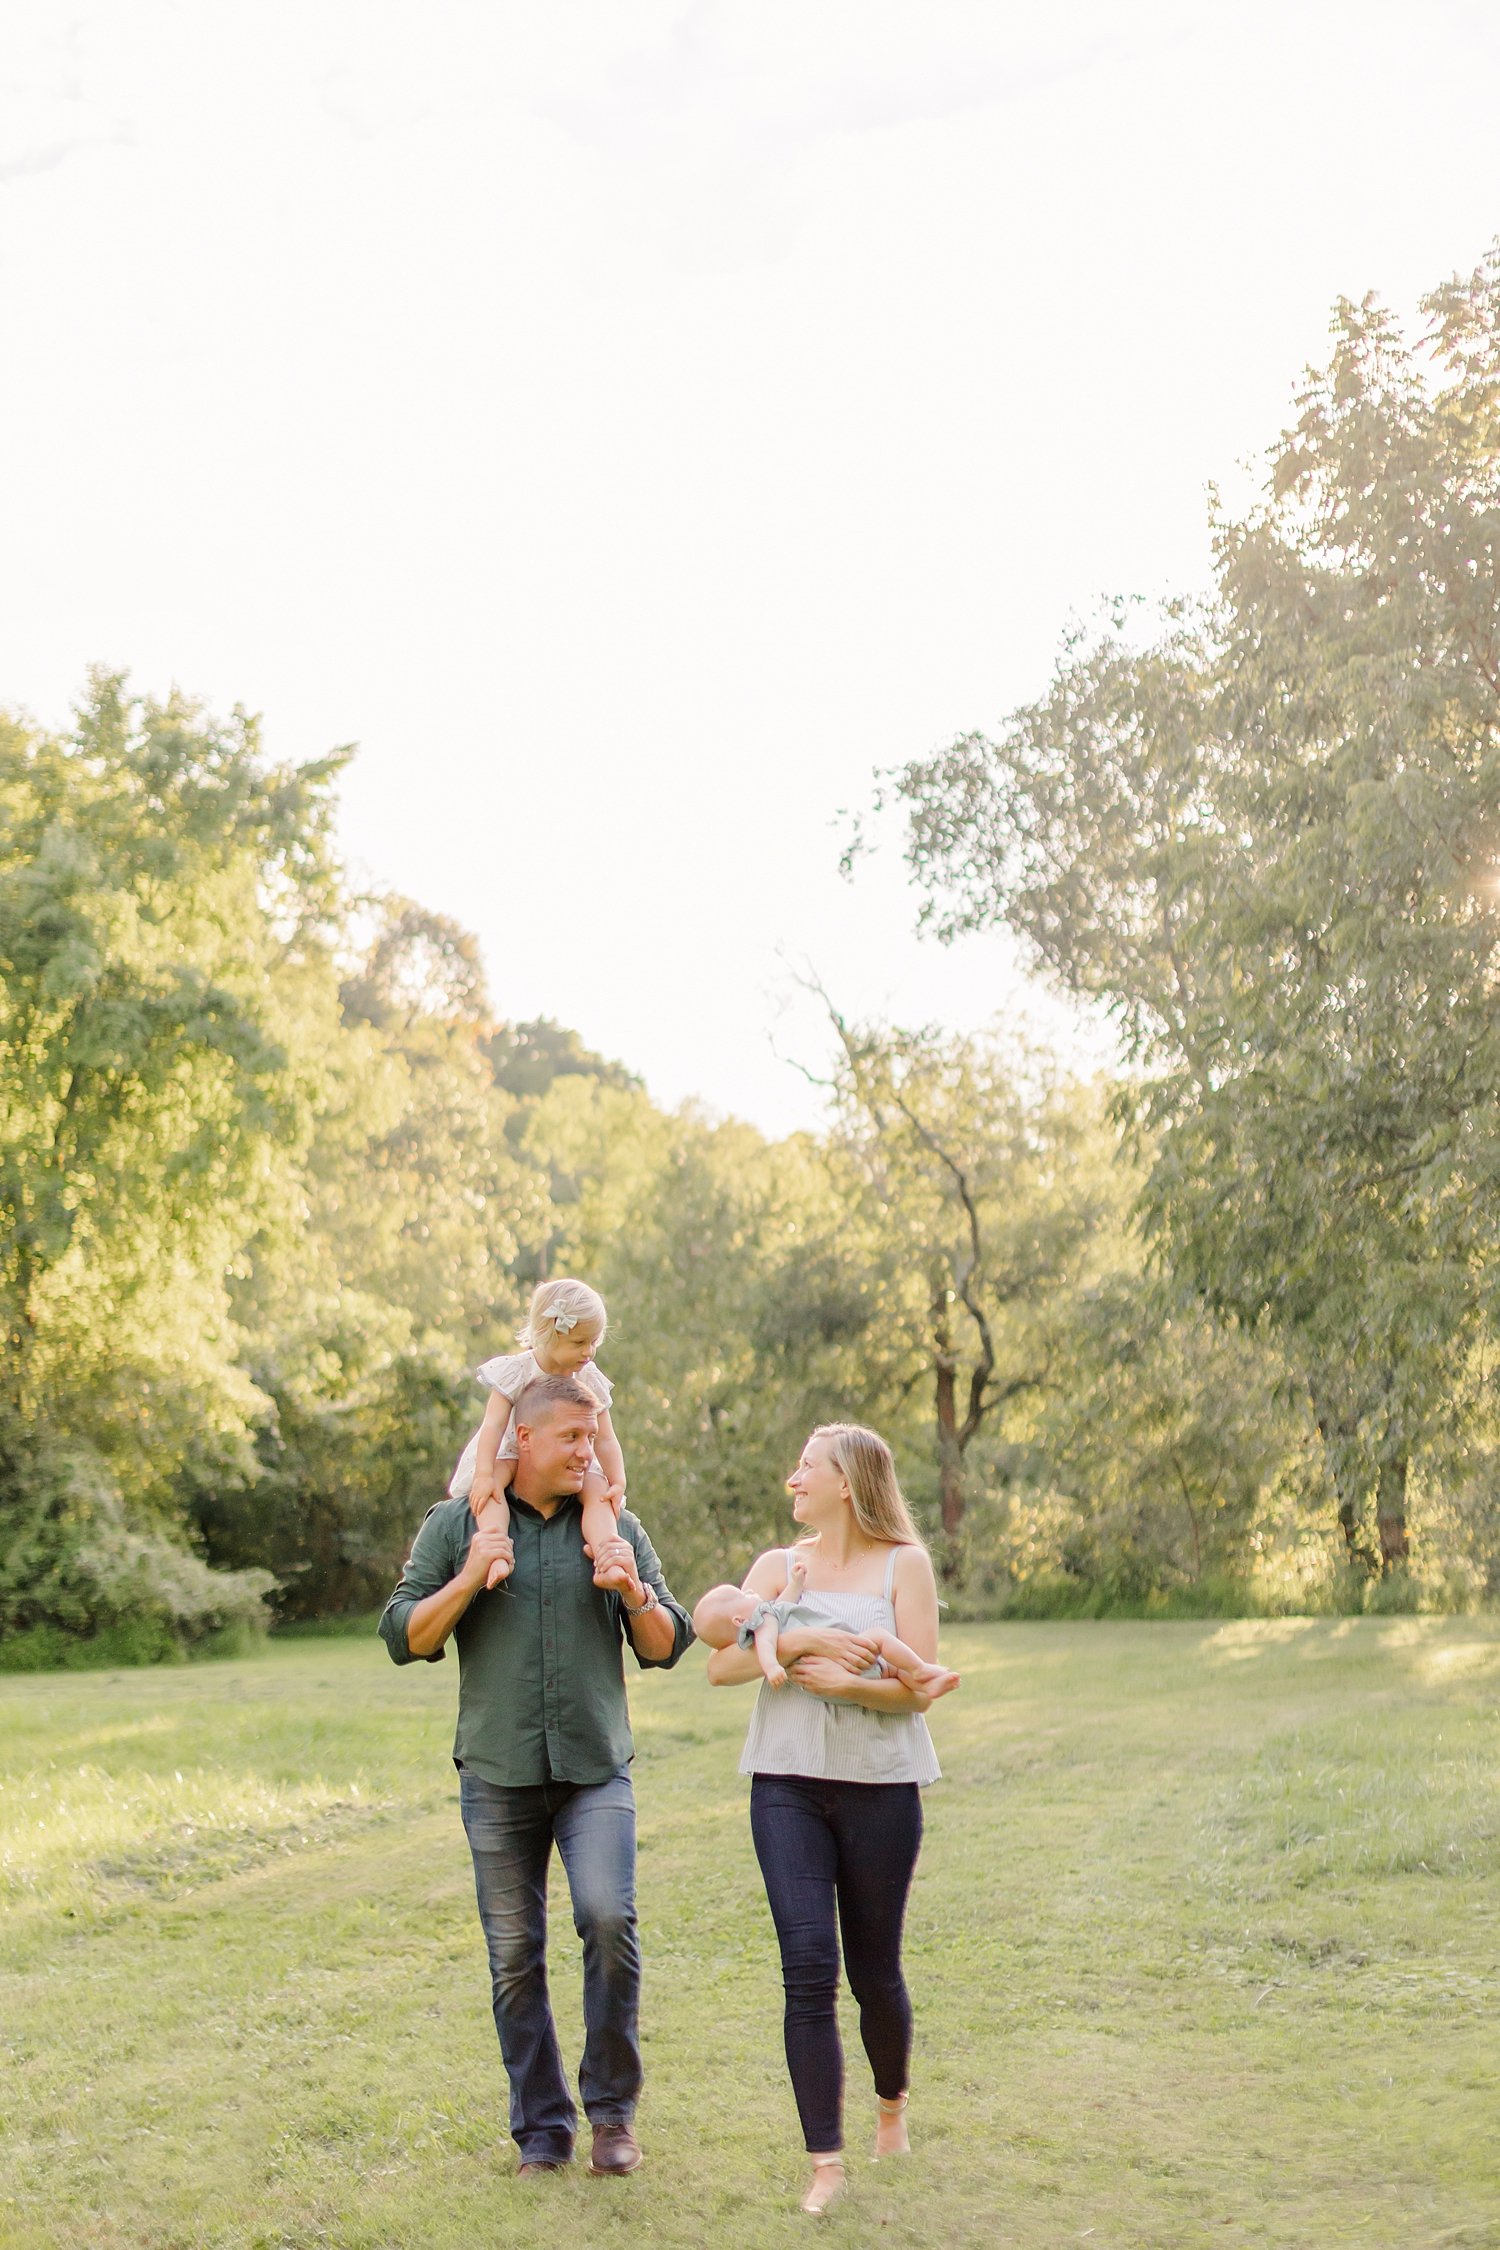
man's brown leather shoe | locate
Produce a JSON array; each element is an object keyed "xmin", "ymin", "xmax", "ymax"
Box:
[
  {"xmin": 588, "ymin": 2122, "xmax": 642, "ymax": 2176},
  {"xmin": 518, "ymin": 2159, "xmax": 569, "ymax": 2178}
]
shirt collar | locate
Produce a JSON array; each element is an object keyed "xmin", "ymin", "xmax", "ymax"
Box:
[{"xmin": 505, "ymin": 1486, "xmax": 582, "ymax": 1520}]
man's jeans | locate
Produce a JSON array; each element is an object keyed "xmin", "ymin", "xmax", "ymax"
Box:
[{"xmin": 458, "ymin": 1767, "xmax": 642, "ymax": 2163}]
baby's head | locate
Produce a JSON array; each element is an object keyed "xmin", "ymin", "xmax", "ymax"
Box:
[{"xmin": 522, "ymin": 1277, "xmax": 607, "ymax": 1373}]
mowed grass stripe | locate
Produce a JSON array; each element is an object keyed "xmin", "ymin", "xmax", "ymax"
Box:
[{"xmin": 1, "ymin": 1620, "xmax": 1497, "ymax": 2250}]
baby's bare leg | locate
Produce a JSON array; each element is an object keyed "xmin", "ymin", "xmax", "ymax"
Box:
[
  {"xmin": 692, "ymin": 1583, "xmax": 752, "ymax": 1648},
  {"xmin": 755, "ymin": 1614, "xmax": 788, "ymax": 1688},
  {"xmin": 870, "ymin": 1629, "xmax": 960, "ymax": 1698},
  {"xmin": 580, "ymin": 1470, "xmax": 632, "ymax": 1590}
]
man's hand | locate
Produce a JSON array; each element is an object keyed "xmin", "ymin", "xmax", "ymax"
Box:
[
  {"xmin": 405, "ymin": 1526, "xmax": 515, "ymax": 1657},
  {"xmin": 586, "ymin": 1533, "xmax": 641, "ymax": 1597},
  {"xmin": 460, "ymin": 1524, "xmax": 515, "ymax": 1592}
]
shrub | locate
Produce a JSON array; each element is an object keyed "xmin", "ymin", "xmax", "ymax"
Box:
[{"xmin": 0, "ymin": 1439, "xmax": 272, "ymax": 1669}]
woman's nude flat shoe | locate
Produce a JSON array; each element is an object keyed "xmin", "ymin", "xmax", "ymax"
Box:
[
  {"xmin": 800, "ymin": 2159, "xmax": 846, "ymax": 2215},
  {"xmin": 874, "ymin": 2092, "xmax": 910, "ymax": 2159}
]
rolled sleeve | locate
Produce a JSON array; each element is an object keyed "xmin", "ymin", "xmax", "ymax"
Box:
[
  {"xmin": 618, "ymin": 1511, "xmax": 695, "ymax": 1671},
  {"xmin": 378, "ymin": 1504, "xmax": 458, "ymax": 1666}
]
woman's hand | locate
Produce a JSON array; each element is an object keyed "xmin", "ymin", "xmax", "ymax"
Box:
[
  {"xmin": 785, "ymin": 1654, "xmax": 857, "ymax": 1700},
  {"xmin": 781, "ymin": 1627, "xmax": 880, "ymax": 1671}
]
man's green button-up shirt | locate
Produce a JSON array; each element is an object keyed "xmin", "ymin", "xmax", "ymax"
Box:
[{"xmin": 378, "ymin": 1491, "xmax": 694, "ymax": 1786}]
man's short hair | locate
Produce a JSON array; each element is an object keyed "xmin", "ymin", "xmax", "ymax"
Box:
[{"xmin": 512, "ymin": 1373, "xmax": 597, "ymax": 1428}]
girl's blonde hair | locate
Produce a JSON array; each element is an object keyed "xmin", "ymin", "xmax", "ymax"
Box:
[
  {"xmin": 521, "ymin": 1276, "xmax": 608, "ymax": 1350},
  {"xmin": 809, "ymin": 1423, "xmax": 924, "ymax": 1548}
]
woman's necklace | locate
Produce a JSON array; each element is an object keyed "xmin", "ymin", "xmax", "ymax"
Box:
[{"xmin": 816, "ymin": 1533, "xmax": 875, "ymax": 1575}]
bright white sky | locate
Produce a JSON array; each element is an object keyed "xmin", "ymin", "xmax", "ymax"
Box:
[{"xmin": 4, "ymin": 2, "xmax": 1498, "ymax": 1132}]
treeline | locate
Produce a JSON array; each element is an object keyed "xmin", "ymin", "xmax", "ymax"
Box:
[{"xmin": 4, "ymin": 250, "xmax": 1500, "ymax": 1664}]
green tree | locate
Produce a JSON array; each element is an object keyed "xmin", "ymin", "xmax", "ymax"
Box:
[
  {"xmin": 0, "ymin": 674, "xmax": 342, "ymax": 1649},
  {"xmin": 880, "ymin": 249, "xmax": 1500, "ymax": 1577},
  {"xmin": 1023, "ymin": 1280, "xmax": 1319, "ymax": 1604},
  {"xmin": 809, "ymin": 989, "xmax": 1113, "ymax": 1570}
]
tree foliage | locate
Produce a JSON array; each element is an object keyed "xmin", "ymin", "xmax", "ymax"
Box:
[{"xmin": 882, "ymin": 247, "xmax": 1500, "ymax": 1579}]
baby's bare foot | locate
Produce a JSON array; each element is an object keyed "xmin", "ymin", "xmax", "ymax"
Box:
[{"xmin": 902, "ymin": 1662, "xmax": 960, "ymax": 1699}]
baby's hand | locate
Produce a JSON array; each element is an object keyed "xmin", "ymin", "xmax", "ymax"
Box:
[
  {"xmin": 783, "ymin": 1557, "xmax": 807, "ymax": 1604},
  {"xmin": 470, "ymin": 1471, "xmax": 500, "ymax": 1513},
  {"xmin": 602, "ymin": 1480, "xmax": 626, "ymax": 1516},
  {"xmin": 765, "ymin": 1662, "xmax": 788, "ymax": 1689}
]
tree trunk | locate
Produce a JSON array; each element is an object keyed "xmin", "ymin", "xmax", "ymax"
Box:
[
  {"xmin": 932, "ymin": 1291, "xmax": 964, "ymax": 1547},
  {"xmin": 935, "ymin": 1356, "xmax": 964, "ymax": 1538},
  {"xmin": 1376, "ymin": 1454, "xmax": 1409, "ymax": 1572},
  {"xmin": 1312, "ymin": 1393, "xmax": 1379, "ymax": 1576}
]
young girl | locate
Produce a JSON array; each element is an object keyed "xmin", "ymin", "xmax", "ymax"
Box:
[{"xmin": 448, "ymin": 1277, "xmax": 631, "ymax": 1591}]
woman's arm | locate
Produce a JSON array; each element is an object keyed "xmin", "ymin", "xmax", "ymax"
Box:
[
  {"xmin": 785, "ymin": 1657, "xmax": 932, "ymax": 1713},
  {"xmin": 783, "ymin": 1546, "xmax": 943, "ymax": 1712},
  {"xmin": 706, "ymin": 1621, "xmax": 882, "ymax": 1684},
  {"xmin": 889, "ymin": 1541, "xmax": 941, "ymax": 1662},
  {"xmin": 593, "ymin": 1408, "xmax": 627, "ymax": 1501}
]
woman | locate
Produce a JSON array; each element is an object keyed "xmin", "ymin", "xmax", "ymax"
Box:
[{"xmin": 693, "ymin": 1423, "xmax": 952, "ymax": 2216}]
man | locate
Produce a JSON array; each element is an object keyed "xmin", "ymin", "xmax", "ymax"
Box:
[{"xmin": 379, "ymin": 1373, "xmax": 693, "ymax": 2178}]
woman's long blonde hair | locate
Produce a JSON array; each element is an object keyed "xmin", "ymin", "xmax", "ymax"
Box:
[{"xmin": 810, "ymin": 1423, "xmax": 924, "ymax": 1548}]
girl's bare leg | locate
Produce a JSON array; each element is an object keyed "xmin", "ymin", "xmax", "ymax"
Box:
[
  {"xmin": 473, "ymin": 1492, "xmax": 514, "ymax": 1587},
  {"xmin": 580, "ymin": 1474, "xmax": 633, "ymax": 1590}
]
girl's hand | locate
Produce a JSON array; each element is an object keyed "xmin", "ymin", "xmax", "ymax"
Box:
[
  {"xmin": 469, "ymin": 1471, "xmax": 500, "ymax": 1512},
  {"xmin": 602, "ymin": 1480, "xmax": 626, "ymax": 1515}
]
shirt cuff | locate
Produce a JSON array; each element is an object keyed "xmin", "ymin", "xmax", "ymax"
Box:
[{"xmin": 378, "ymin": 1603, "xmax": 447, "ymax": 1665}]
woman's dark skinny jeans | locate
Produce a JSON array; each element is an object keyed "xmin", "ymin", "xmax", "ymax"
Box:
[{"xmin": 749, "ymin": 1774, "xmax": 922, "ymax": 2153}]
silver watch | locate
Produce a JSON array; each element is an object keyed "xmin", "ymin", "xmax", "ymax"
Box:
[{"xmin": 623, "ymin": 1584, "xmax": 659, "ymax": 1618}]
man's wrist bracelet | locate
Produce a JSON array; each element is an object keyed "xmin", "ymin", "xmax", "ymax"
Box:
[{"xmin": 622, "ymin": 1584, "xmax": 658, "ymax": 1618}]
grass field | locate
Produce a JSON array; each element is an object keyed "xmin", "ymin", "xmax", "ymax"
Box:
[{"xmin": 2, "ymin": 1617, "xmax": 1498, "ymax": 2250}]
